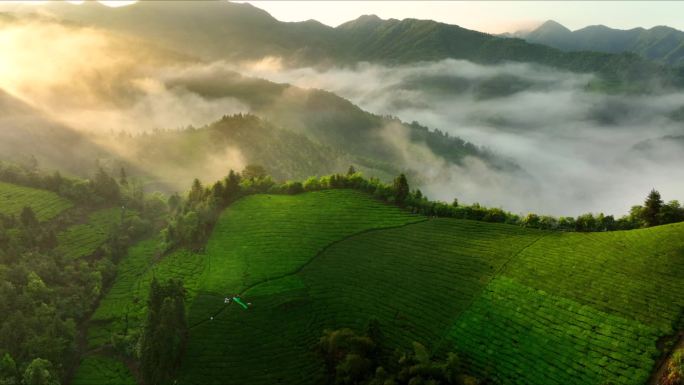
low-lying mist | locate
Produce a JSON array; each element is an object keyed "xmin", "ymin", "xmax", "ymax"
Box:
[
  {"xmin": 241, "ymin": 59, "xmax": 684, "ymax": 216},
  {"xmin": 2, "ymin": 14, "xmax": 683, "ymax": 216}
]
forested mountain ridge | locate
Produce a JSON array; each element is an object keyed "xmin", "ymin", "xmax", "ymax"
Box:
[
  {"xmin": 520, "ymin": 20, "xmax": 684, "ymax": 66},
  {"xmin": 31, "ymin": 0, "xmax": 684, "ymax": 90},
  {"xmin": 0, "ymin": 11, "xmax": 507, "ymax": 192}
]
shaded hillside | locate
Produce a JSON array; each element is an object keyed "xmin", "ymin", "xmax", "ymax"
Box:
[
  {"xmin": 119, "ymin": 114, "xmax": 355, "ymax": 190},
  {"xmin": 522, "ymin": 20, "xmax": 684, "ymax": 66},
  {"xmin": 0, "ymin": 90, "xmax": 113, "ymax": 176},
  {"xmin": 31, "ymin": 1, "xmax": 683, "ymax": 89},
  {"xmin": 164, "ymin": 70, "xmax": 510, "ymax": 176}
]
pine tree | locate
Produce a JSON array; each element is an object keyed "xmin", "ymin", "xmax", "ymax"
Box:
[
  {"xmin": 643, "ymin": 189, "xmax": 663, "ymax": 227},
  {"xmin": 393, "ymin": 174, "xmax": 410, "ymax": 205}
]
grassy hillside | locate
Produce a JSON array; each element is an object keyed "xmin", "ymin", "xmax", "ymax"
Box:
[
  {"xmin": 56, "ymin": 207, "xmax": 131, "ymax": 260},
  {"xmin": 178, "ymin": 190, "xmax": 422, "ymax": 384},
  {"xmin": 77, "ymin": 190, "xmax": 684, "ymax": 385},
  {"xmin": 0, "ymin": 181, "xmax": 72, "ymax": 221},
  {"xmin": 88, "ymin": 239, "xmax": 205, "ymax": 349}
]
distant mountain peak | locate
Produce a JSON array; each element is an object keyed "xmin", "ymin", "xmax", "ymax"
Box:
[
  {"xmin": 536, "ymin": 20, "xmax": 572, "ymax": 34},
  {"xmin": 336, "ymin": 14, "xmax": 383, "ymax": 29}
]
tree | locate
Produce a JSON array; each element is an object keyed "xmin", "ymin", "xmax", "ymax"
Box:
[
  {"xmin": 139, "ymin": 278, "xmax": 187, "ymax": 385},
  {"xmin": 223, "ymin": 170, "xmax": 241, "ymax": 203},
  {"xmin": 347, "ymin": 165, "xmax": 357, "ymax": 176},
  {"xmin": 643, "ymin": 189, "xmax": 663, "ymax": 227},
  {"xmin": 92, "ymin": 167, "xmax": 121, "ymax": 203},
  {"xmin": 660, "ymin": 200, "xmax": 684, "ymax": 225},
  {"xmin": 187, "ymin": 179, "xmax": 204, "ymax": 205},
  {"xmin": 242, "ymin": 165, "xmax": 267, "ymax": 181},
  {"xmin": 317, "ymin": 328, "xmax": 375, "ymax": 383},
  {"xmin": 22, "ymin": 359, "xmax": 58, "ymax": 385},
  {"xmin": 0, "ymin": 353, "xmax": 17, "ymax": 385},
  {"xmin": 119, "ymin": 167, "xmax": 128, "ymax": 186},
  {"xmin": 393, "ymin": 174, "xmax": 410, "ymax": 205},
  {"xmin": 20, "ymin": 207, "xmax": 38, "ymax": 228}
]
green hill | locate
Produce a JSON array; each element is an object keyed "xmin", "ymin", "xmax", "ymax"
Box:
[
  {"xmin": 79, "ymin": 189, "xmax": 684, "ymax": 385},
  {"xmin": 0, "ymin": 181, "xmax": 72, "ymax": 221}
]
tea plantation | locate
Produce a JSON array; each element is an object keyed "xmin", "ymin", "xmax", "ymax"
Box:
[
  {"xmin": 56, "ymin": 207, "xmax": 131, "ymax": 259},
  {"xmin": 0, "ymin": 181, "xmax": 72, "ymax": 221},
  {"xmin": 88, "ymin": 238, "xmax": 205, "ymax": 348},
  {"xmin": 76, "ymin": 189, "xmax": 684, "ymax": 385}
]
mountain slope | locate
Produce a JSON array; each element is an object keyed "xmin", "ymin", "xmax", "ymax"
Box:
[
  {"xmin": 0, "ymin": 89, "xmax": 115, "ymax": 176},
  {"xmin": 79, "ymin": 190, "xmax": 684, "ymax": 385},
  {"xmin": 30, "ymin": 1, "xmax": 682, "ymax": 89},
  {"xmin": 161, "ymin": 70, "xmax": 511, "ymax": 179},
  {"xmin": 522, "ymin": 20, "xmax": 684, "ymax": 66}
]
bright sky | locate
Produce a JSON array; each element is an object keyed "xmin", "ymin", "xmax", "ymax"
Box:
[{"xmin": 241, "ymin": 1, "xmax": 684, "ymax": 34}]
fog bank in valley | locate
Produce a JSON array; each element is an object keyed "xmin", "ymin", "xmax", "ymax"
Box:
[{"xmin": 242, "ymin": 59, "xmax": 684, "ymax": 216}]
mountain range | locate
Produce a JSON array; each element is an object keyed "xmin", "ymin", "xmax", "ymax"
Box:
[
  {"xmin": 24, "ymin": 0, "xmax": 683, "ymax": 90},
  {"xmin": 516, "ymin": 20, "xmax": 684, "ymax": 66}
]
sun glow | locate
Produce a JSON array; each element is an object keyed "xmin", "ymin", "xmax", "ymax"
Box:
[
  {"xmin": 3, "ymin": 0, "xmax": 137, "ymax": 6},
  {"xmin": 98, "ymin": 1, "xmax": 137, "ymax": 7}
]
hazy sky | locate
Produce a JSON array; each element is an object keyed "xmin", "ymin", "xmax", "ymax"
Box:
[{"xmin": 241, "ymin": 1, "xmax": 684, "ymax": 34}]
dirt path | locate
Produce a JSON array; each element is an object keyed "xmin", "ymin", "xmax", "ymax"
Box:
[{"xmin": 649, "ymin": 331, "xmax": 684, "ymax": 385}]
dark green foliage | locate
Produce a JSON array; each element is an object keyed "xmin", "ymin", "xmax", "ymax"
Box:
[
  {"xmin": 0, "ymin": 353, "xmax": 18, "ymax": 385},
  {"xmin": 19, "ymin": 207, "xmax": 38, "ymax": 228},
  {"xmin": 317, "ymin": 327, "xmax": 476, "ymax": 385},
  {"xmin": 661, "ymin": 200, "xmax": 684, "ymax": 224},
  {"xmin": 643, "ymin": 189, "xmax": 664, "ymax": 226},
  {"xmin": 241, "ymin": 165, "xmax": 268, "ymax": 181},
  {"xmin": 625, "ymin": 190, "xmax": 684, "ymax": 229},
  {"xmin": 92, "ymin": 168, "xmax": 121, "ymax": 204},
  {"xmin": 393, "ymin": 174, "xmax": 410, "ymax": 206},
  {"xmin": 0, "ymin": 164, "xmax": 160, "ymax": 384},
  {"xmin": 22, "ymin": 358, "xmax": 58, "ymax": 385},
  {"xmin": 317, "ymin": 328, "xmax": 376, "ymax": 385},
  {"xmin": 139, "ymin": 278, "xmax": 187, "ymax": 385}
]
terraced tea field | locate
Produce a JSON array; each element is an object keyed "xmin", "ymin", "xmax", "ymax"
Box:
[
  {"xmin": 449, "ymin": 222, "xmax": 684, "ymax": 385},
  {"xmin": 0, "ymin": 181, "xmax": 72, "ymax": 221},
  {"xmin": 178, "ymin": 190, "xmax": 422, "ymax": 385},
  {"xmin": 56, "ymin": 207, "xmax": 131, "ymax": 259},
  {"xmin": 88, "ymin": 238, "xmax": 204, "ymax": 348},
  {"xmin": 79, "ymin": 190, "xmax": 684, "ymax": 385}
]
